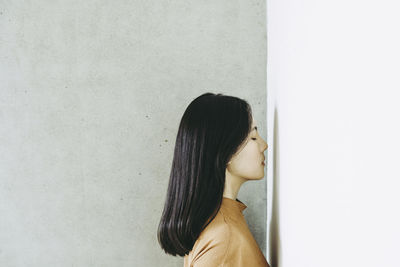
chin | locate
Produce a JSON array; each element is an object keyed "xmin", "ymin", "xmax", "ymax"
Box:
[
  {"xmin": 257, "ymin": 171, "xmax": 266, "ymax": 179},
  {"xmin": 247, "ymin": 174, "xmax": 265, "ymax": 180}
]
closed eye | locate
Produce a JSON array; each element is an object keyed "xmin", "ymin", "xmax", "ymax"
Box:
[{"xmin": 251, "ymin": 138, "xmax": 257, "ymax": 140}]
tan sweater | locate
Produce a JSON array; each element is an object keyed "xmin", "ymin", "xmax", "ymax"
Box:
[{"xmin": 184, "ymin": 197, "xmax": 270, "ymax": 267}]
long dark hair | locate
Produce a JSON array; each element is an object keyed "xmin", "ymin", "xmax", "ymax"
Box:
[{"xmin": 157, "ymin": 92, "xmax": 253, "ymax": 256}]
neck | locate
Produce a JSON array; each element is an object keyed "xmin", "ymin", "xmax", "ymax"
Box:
[{"xmin": 223, "ymin": 170, "xmax": 246, "ymax": 200}]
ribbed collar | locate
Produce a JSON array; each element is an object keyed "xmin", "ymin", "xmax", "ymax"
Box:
[{"xmin": 221, "ymin": 197, "xmax": 247, "ymax": 213}]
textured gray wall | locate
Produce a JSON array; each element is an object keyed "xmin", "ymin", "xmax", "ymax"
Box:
[{"xmin": 0, "ymin": 1, "xmax": 266, "ymax": 266}]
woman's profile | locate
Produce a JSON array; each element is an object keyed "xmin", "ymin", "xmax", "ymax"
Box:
[{"xmin": 157, "ymin": 92, "xmax": 270, "ymax": 267}]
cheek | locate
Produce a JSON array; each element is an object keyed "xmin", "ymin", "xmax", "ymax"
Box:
[
  {"xmin": 235, "ymin": 146, "xmax": 260, "ymax": 167},
  {"xmin": 242, "ymin": 144, "xmax": 260, "ymax": 160}
]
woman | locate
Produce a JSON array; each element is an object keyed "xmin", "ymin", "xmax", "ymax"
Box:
[{"xmin": 157, "ymin": 92, "xmax": 270, "ymax": 267}]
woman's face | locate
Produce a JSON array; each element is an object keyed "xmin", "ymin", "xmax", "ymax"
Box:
[{"xmin": 227, "ymin": 118, "xmax": 268, "ymax": 180}]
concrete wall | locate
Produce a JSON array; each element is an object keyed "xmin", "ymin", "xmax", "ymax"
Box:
[
  {"xmin": 266, "ymin": 0, "xmax": 400, "ymax": 266},
  {"xmin": 0, "ymin": 1, "xmax": 267, "ymax": 266}
]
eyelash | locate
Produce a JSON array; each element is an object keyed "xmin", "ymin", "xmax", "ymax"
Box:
[{"xmin": 251, "ymin": 138, "xmax": 257, "ymax": 140}]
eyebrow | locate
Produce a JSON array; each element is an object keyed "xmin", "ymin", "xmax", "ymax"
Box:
[{"xmin": 252, "ymin": 126, "xmax": 258, "ymax": 131}]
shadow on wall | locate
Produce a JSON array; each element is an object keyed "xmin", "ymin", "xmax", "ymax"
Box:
[{"xmin": 269, "ymin": 107, "xmax": 281, "ymax": 267}]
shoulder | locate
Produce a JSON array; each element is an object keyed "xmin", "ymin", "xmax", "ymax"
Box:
[
  {"xmin": 192, "ymin": 212, "xmax": 232, "ymax": 253},
  {"xmin": 189, "ymin": 211, "xmax": 242, "ymax": 266}
]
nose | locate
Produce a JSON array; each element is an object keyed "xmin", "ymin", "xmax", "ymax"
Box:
[{"xmin": 261, "ymin": 139, "xmax": 268, "ymax": 152}]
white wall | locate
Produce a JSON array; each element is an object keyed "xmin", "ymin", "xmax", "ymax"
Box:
[{"xmin": 266, "ymin": 0, "xmax": 400, "ymax": 266}]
